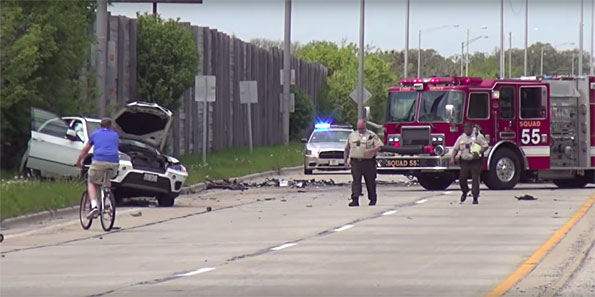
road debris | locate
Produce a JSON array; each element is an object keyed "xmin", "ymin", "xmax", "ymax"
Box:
[
  {"xmin": 206, "ymin": 207, "xmax": 212, "ymax": 212},
  {"xmin": 515, "ymin": 195, "xmax": 538, "ymax": 200},
  {"xmin": 130, "ymin": 211, "xmax": 143, "ymax": 217},
  {"xmin": 205, "ymin": 178, "xmax": 343, "ymax": 191}
]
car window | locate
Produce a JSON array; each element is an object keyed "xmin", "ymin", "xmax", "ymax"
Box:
[
  {"xmin": 468, "ymin": 93, "xmax": 489, "ymax": 119},
  {"xmin": 72, "ymin": 120, "xmax": 86, "ymax": 141},
  {"xmin": 39, "ymin": 119, "xmax": 69, "ymax": 138},
  {"xmin": 310, "ymin": 130, "xmax": 351, "ymax": 143}
]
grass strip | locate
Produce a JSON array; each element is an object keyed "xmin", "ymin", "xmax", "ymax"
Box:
[
  {"xmin": 0, "ymin": 179, "xmax": 85, "ymax": 221},
  {"xmin": 180, "ymin": 141, "xmax": 304, "ymax": 185}
]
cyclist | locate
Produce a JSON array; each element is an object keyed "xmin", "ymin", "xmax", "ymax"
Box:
[{"xmin": 76, "ymin": 118, "xmax": 119, "ymax": 219}]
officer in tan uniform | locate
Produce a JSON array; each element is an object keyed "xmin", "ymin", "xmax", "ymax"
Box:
[
  {"xmin": 344, "ymin": 119, "xmax": 383, "ymax": 207},
  {"xmin": 451, "ymin": 122, "xmax": 489, "ymax": 204}
]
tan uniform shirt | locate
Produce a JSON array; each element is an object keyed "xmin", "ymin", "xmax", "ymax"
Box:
[
  {"xmin": 454, "ymin": 132, "xmax": 488, "ymax": 160},
  {"xmin": 346, "ymin": 130, "xmax": 383, "ymax": 159}
]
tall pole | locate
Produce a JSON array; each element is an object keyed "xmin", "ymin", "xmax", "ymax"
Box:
[
  {"xmin": 461, "ymin": 42, "xmax": 464, "ymax": 76},
  {"xmin": 417, "ymin": 29, "xmax": 421, "ymax": 78},
  {"xmin": 524, "ymin": 0, "xmax": 528, "ymax": 76},
  {"xmin": 509, "ymin": 32, "xmax": 512, "ymax": 78},
  {"xmin": 152, "ymin": 2, "xmax": 157, "ymax": 15},
  {"xmin": 282, "ymin": 0, "xmax": 291, "ymax": 145},
  {"xmin": 500, "ymin": 0, "xmax": 505, "ymax": 78},
  {"xmin": 96, "ymin": 0, "xmax": 107, "ymax": 118},
  {"xmin": 466, "ymin": 29, "xmax": 470, "ymax": 76},
  {"xmin": 591, "ymin": 0, "xmax": 594, "ymax": 75},
  {"xmin": 572, "ymin": 54, "xmax": 575, "ymax": 76},
  {"xmin": 404, "ymin": 0, "xmax": 410, "ymax": 78},
  {"xmin": 540, "ymin": 47, "xmax": 545, "ymax": 76},
  {"xmin": 579, "ymin": 0, "xmax": 584, "ymax": 76},
  {"xmin": 358, "ymin": 0, "xmax": 365, "ymax": 120}
]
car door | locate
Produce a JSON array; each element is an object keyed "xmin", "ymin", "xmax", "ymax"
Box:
[{"xmin": 27, "ymin": 108, "xmax": 84, "ymax": 177}]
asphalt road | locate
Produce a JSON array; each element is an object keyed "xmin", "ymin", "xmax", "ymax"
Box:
[{"xmin": 1, "ymin": 171, "xmax": 594, "ymax": 297}]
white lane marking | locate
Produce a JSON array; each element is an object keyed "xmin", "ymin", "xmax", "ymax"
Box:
[
  {"xmin": 271, "ymin": 243, "xmax": 297, "ymax": 251},
  {"xmin": 416, "ymin": 199, "xmax": 428, "ymax": 204},
  {"xmin": 443, "ymin": 191, "xmax": 452, "ymax": 195},
  {"xmin": 333, "ymin": 224, "xmax": 354, "ymax": 232},
  {"xmin": 177, "ymin": 267, "xmax": 216, "ymax": 277},
  {"xmin": 382, "ymin": 210, "xmax": 397, "ymax": 216}
]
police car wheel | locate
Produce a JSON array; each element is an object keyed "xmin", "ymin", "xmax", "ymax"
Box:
[
  {"xmin": 484, "ymin": 148, "xmax": 521, "ymax": 190},
  {"xmin": 304, "ymin": 168, "xmax": 313, "ymax": 175}
]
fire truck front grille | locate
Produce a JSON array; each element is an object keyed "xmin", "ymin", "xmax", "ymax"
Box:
[
  {"xmin": 401, "ymin": 126, "xmax": 431, "ymax": 146},
  {"xmin": 319, "ymin": 151, "xmax": 344, "ymax": 159}
]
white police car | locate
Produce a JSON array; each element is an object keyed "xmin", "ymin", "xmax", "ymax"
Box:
[{"xmin": 301, "ymin": 123, "xmax": 353, "ymax": 175}]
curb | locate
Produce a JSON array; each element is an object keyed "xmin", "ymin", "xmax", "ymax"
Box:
[
  {"xmin": 180, "ymin": 165, "xmax": 302, "ymax": 195},
  {"xmin": 1, "ymin": 165, "xmax": 304, "ymax": 228},
  {"xmin": 1, "ymin": 206, "xmax": 79, "ymax": 228}
]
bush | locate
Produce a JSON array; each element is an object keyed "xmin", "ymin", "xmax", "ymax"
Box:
[{"xmin": 290, "ymin": 88, "xmax": 314, "ymax": 139}]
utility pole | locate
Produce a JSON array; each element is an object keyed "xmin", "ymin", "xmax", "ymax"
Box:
[
  {"xmin": 282, "ymin": 0, "xmax": 291, "ymax": 145},
  {"xmin": 540, "ymin": 46, "xmax": 545, "ymax": 76},
  {"xmin": 358, "ymin": 0, "xmax": 365, "ymax": 120},
  {"xmin": 96, "ymin": 0, "xmax": 108, "ymax": 118},
  {"xmin": 404, "ymin": 0, "xmax": 410, "ymax": 78},
  {"xmin": 579, "ymin": 0, "xmax": 584, "ymax": 76},
  {"xmin": 500, "ymin": 0, "xmax": 505, "ymax": 78},
  {"xmin": 523, "ymin": 0, "xmax": 529, "ymax": 76}
]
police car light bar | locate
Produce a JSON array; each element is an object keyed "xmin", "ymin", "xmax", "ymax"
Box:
[{"xmin": 314, "ymin": 123, "xmax": 331, "ymax": 130}]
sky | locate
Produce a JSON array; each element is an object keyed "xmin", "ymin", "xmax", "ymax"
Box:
[{"xmin": 109, "ymin": 0, "xmax": 594, "ymax": 57}]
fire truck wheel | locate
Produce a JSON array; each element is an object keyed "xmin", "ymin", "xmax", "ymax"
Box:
[
  {"xmin": 485, "ymin": 148, "xmax": 521, "ymax": 190},
  {"xmin": 417, "ymin": 173, "xmax": 454, "ymax": 191},
  {"xmin": 552, "ymin": 178, "xmax": 588, "ymax": 189}
]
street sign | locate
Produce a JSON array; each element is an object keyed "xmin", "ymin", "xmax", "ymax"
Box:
[
  {"xmin": 350, "ymin": 87, "xmax": 372, "ymax": 104},
  {"xmin": 239, "ymin": 81, "xmax": 258, "ymax": 104},
  {"xmin": 280, "ymin": 69, "xmax": 296, "ymax": 85},
  {"xmin": 195, "ymin": 75, "xmax": 216, "ymax": 102}
]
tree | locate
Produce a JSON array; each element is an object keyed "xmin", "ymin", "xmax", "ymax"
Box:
[
  {"xmin": 289, "ymin": 87, "xmax": 314, "ymax": 139},
  {"xmin": 0, "ymin": 0, "xmax": 96, "ymax": 170},
  {"xmin": 136, "ymin": 14, "xmax": 200, "ymax": 111}
]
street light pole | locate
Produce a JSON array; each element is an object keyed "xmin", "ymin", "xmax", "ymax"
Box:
[
  {"xmin": 461, "ymin": 42, "xmax": 464, "ymax": 76},
  {"xmin": 572, "ymin": 53, "xmax": 576, "ymax": 76},
  {"xmin": 579, "ymin": 0, "xmax": 585, "ymax": 76},
  {"xmin": 540, "ymin": 46, "xmax": 545, "ymax": 76},
  {"xmin": 466, "ymin": 29, "xmax": 470, "ymax": 76},
  {"xmin": 282, "ymin": 0, "xmax": 291, "ymax": 145},
  {"xmin": 417, "ymin": 29, "xmax": 421, "ymax": 78},
  {"xmin": 404, "ymin": 0, "xmax": 410, "ymax": 78},
  {"xmin": 591, "ymin": 0, "xmax": 594, "ymax": 75},
  {"xmin": 523, "ymin": 0, "xmax": 529, "ymax": 76},
  {"xmin": 500, "ymin": 0, "xmax": 505, "ymax": 78},
  {"xmin": 96, "ymin": 0, "xmax": 108, "ymax": 118},
  {"xmin": 509, "ymin": 32, "xmax": 512, "ymax": 78},
  {"xmin": 358, "ymin": 0, "xmax": 365, "ymax": 120}
]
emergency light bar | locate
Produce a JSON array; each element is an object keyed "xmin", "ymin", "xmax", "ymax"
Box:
[{"xmin": 400, "ymin": 77, "xmax": 482, "ymax": 86}]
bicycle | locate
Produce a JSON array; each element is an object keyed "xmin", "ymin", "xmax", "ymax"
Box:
[{"xmin": 79, "ymin": 170, "xmax": 116, "ymax": 231}]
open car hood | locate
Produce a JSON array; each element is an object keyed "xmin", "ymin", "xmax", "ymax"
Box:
[{"xmin": 112, "ymin": 102, "xmax": 173, "ymax": 150}]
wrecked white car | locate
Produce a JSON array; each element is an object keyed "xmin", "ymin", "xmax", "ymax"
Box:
[{"xmin": 20, "ymin": 102, "xmax": 188, "ymax": 206}]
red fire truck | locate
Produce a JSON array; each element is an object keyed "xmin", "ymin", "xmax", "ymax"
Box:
[{"xmin": 377, "ymin": 76, "xmax": 595, "ymax": 191}]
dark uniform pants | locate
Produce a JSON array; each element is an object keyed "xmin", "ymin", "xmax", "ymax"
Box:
[
  {"xmin": 350, "ymin": 158, "xmax": 377, "ymax": 203},
  {"xmin": 459, "ymin": 158, "xmax": 483, "ymax": 198}
]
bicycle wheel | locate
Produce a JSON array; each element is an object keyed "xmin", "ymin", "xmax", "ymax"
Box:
[
  {"xmin": 79, "ymin": 191, "xmax": 93, "ymax": 230},
  {"xmin": 100, "ymin": 189, "xmax": 116, "ymax": 231}
]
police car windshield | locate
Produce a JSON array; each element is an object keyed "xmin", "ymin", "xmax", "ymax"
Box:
[
  {"xmin": 419, "ymin": 91, "xmax": 464, "ymax": 123},
  {"xmin": 387, "ymin": 92, "xmax": 417, "ymax": 122},
  {"xmin": 310, "ymin": 130, "xmax": 351, "ymax": 143}
]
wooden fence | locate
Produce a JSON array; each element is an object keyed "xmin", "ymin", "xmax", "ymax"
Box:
[{"xmin": 101, "ymin": 14, "xmax": 328, "ymax": 157}]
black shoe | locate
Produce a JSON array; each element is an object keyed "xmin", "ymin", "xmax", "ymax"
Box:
[
  {"xmin": 369, "ymin": 199, "xmax": 377, "ymax": 206},
  {"xmin": 473, "ymin": 198, "xmax": 479, "ymax": 204},
  {"xmin": 460, "ymin": 192, "xmax": 468, "ymax": 203},
  {"xmin": 349, "ymin": 200, "xmax": 359, "ymax": 207}
]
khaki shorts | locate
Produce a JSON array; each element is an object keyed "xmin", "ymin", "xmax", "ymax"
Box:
[{"xmin": 88, "ymin": 161, "xmax": 119, "ymax": 185}]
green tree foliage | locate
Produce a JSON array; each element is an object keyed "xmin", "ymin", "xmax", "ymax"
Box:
[
  {"xmin": 136, "ymin": 14, "xmax": 200, "ymax": 111},
  {"xmin": 297, "ymin": 41, "xmax": 396, "ymax": 125},
  {"xmin": 0, "ymin": 0, "xmax": 96, "ymax": 170},
  {"xmin": 289, "ymin": 87, "xmax": 314, "ymax": 139}
]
